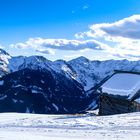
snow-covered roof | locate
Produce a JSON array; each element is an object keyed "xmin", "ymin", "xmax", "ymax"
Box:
[{"xmin": 101, "ymin": 71, "xmax": 140, "ymax": 100}]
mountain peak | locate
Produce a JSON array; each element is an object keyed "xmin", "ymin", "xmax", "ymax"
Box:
[
  {"xmin": 0, "ymin": 48, "xmax": 10, "ymax": 56},
  {"xmin": 69, "ymin": 56, "xmax": 90, "ymax": 64},
  {"xmin": 76, "ymin": 56, "xmax": 89, "ymax": 61}
]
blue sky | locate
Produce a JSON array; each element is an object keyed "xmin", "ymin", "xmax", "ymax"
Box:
[{"xmin": 0, "ymin": 0, "xmax": 140, "ymax": 60}]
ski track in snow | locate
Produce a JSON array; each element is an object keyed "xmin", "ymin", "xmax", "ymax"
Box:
[{"xmin": 0, "ymin": 112, "xmax": 140, "ymax": 140}]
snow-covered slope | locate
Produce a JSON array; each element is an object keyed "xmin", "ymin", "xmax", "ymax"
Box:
[
  {"xmin": 0, "ymin": 49, "xmax": 11, "ymax": 76},
  {"xmin": 68, "ymin": 57, "xmax": 97, "ymax": 91},
  {"xmin": 0, "ymin": 68, "xmax": 88, "ymax": 114},
  {"xmin": 8, "ymin": 55, "xmax": 52, "ymax": 72},
  {"xmin": 68, "ymin": 58, "xmax": 140, "ymax": 90},
  {"xmin": 0, "ymin": 112, "xmax": 140, "ymax": 140}
]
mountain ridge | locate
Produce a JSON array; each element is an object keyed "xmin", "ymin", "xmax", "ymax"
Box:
[
  {"xmin": 0, "ymin": 48, "xmax": 139, "ymax": 113},
  {"xmin": 0, "ymin": 48, "xmax": 140, "ymax": 91}
]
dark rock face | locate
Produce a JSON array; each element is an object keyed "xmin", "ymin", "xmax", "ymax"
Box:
[{"xmin": 0, "ymin": 68, "xmax": 93, "ymax": 114}]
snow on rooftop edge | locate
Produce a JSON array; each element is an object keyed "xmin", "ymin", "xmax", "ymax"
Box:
[{"xmin": 102, "ymin": 73, "xmax": 140, "ymax": 99}]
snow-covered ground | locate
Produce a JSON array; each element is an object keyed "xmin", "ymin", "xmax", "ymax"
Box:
[{"xmin": 0, "ymin": 112, "xmax": 140, "ymax": 140}]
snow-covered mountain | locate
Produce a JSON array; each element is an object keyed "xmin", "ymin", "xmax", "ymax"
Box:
[
  {"xmin": 5, "ymin": 53, "xmax": 140, "ymax": 91},
  {"xmin": 0, "ymin": 49, "xmax": 11, "ymax": 76},
  {"xmin": 0, "ymin": 68, "xmax": 92, "ymax": 114},
  {"xmin": 0, "ymin": 48, "xmax": 140, "ymax": 113},
  {"xmin": 0, "ymin": 48, "xmax": 139, "ymax": 91},
  {"xmin": 8, "ymin": 55, "xmax": 52, "ymax": 72},
  {"xmin": 69, "ymin": 58, "xmax": 140, "ymax": 90}
]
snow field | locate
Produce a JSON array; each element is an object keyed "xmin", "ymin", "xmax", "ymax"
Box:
[{"xmin": 0, "ymin": 112, "xmax": 140, "ymax": 140}]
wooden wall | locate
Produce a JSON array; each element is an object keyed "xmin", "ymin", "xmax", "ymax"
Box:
[
  {"xmin": 99, "ymin": 94, "xmax": 135, "ymax": 115},
  {"xmin": 132, "ymin": 101, "xmax": 140, "ymax": 112}
]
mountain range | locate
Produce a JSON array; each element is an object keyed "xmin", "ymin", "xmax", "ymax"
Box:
[{"xmin": 0, "ymin": 48, "xmax": 140, "ymax": 114}]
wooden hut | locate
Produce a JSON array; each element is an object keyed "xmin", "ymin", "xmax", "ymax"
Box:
[{"xmin": 98, "ymin": 70, "xmax": 140, "ymax": 115}]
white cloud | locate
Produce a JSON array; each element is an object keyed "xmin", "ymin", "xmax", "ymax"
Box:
[
  {"xmin": 64, "ymin": 54, "xmax": 82, "ymax": 59},
  {"xmin": 79, "ymin": 14, "xmax": 140, "ymax": 40},
  {"xmin": 75, "ymin": 14, "xmax": 140, "ymax": 60},
  {"xmin": 36, "ymin": 49, "xmax": 55, "ymax": 55},
  {"xmin": 0, "ymin": 44, "xmax": 5, "ymax": 49},
  {"xmin": 10, "ymin": 38, "xmax": 110, "ymax": 52},
  {"xmin": 75, "ymin": 32, "xmax": 85, "ymax": 39},
  {"xmin": 8, "ymin": 15, "xmax": 140, "ymax": 61},
  {"xmin": 82, "ymin": 5, "xmax": 89, "ymax": 10}
]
